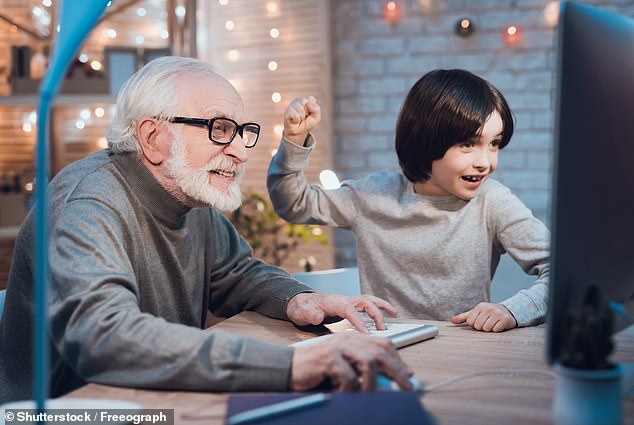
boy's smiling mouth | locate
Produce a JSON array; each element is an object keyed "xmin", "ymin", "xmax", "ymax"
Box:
[{"xmin": 461, "ymin": 175, "xmax": 486, "ymax": 183}]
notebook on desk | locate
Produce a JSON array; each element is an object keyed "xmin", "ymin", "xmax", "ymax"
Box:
[
  {"xmin": 225, "ymin": 392, "xmax": 435, "ymax": 425},
  {"xmin": 291, "ymin": 319, "xmax": 438, "ymax": 349}
]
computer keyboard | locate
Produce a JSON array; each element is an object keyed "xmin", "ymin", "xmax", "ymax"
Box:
[{"xmin": 290, "ymin": 320, "xmax": 438, "ymax": 349}]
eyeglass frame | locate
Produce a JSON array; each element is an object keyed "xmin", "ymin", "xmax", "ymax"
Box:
[{"xmin": 166, "ymin": 116, "xmax": 261, "ymax": 148}]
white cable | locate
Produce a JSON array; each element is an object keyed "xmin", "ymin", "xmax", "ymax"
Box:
[{"xmin": 421, "ymin": 368, "xmax": 555, "ymax": 393}]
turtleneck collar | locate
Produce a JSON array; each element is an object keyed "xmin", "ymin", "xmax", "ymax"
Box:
[{"xmin": 112, "ymin": 152, "xmax": 191, "ymax": 227}]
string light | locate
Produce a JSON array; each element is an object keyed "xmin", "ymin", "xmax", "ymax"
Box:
[
  {"xmin": 383, "ymin": 1, "xmax": 401, "ymax": 23},
  {"xmin": 160, "ymin": 29, "xmax": 169, "ymax": 39},
  {"xmin": 103, "ymin": 28, "xmax": 117, "ymax": 39},
  {"xmin": 22, "ymin": 123, "xmax": 33, "ymax": 133},
  {"xmin": 268, "ymin": 61, "xmax": 278, "ymax": 71},
  {"xmin": 136, "ymin": 7, "xmax": 146, "ymax": 17},
  {"xmin": 270, "ymin": 28, "xmax": 280, "ymax": 38},
  {"xmin": 174, "ymin": 5, "xmax": 186, "ymax": 18},
  {"xmin": 225, "ymin": 20, "xmax": 235, "ymax": 31},
  {"xmin": 271, "ymin": 92, "xmax": 282, "ymax": 103},
  {"xmin": 319, "ymin": 170, "xmax": 341, "ymax": 189},
  {"xmin": 90, "ymin": 60, "xmax": 102, "ymax": 71},
  {"xmin": 218, "ymin": 0, "xmax": 229, "ymax": 5},
  {"xmin": 94, "ymin": 107, "xmax": 105, "ymax": 118},
  {"xmin": 75, "ymin": 120, "xmax": 85, "ymax": 130},
  {"xmin": 42, "ymin": 0, "xmax": 52, "ymax": 7},
  {"xmin": 96, "ymin": 137, "xmax": 108, "ymax": 149},
  {"xmin": 544, "ymin": 1, "xmax": 560, "ymax": 27},
  {"xmin": 135, "ymin": 35, "xmax": 145, "ymax": 45},
  {"xmin": 79, "ymin": 109, "xmax": 91, "ymax": 120},
  {"xmin": 266, "ymin": 2, "xmax": 279, "ymax": 13},
  {"xmin": 78, "ymin": 53, "xmax": 88, "ymax": 63},
  {"xmin": 227, "ymin": 49, "xmax": 240, "ymax": 61},
  {"xmin": 273, "ymin": 124, "xmax": 283, "ymax": 136},
  {"xmin": 455, "ymin": 17, "xmax": 474, "ymax": 37},
  {"xmin": 504, "ymin": 25, "xmax": 522, "ymax": 45}
]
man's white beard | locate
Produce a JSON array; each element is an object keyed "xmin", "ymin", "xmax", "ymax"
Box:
[{"xmin": 165, "ymin": 131, "xmax": 244, "ymax": 211}]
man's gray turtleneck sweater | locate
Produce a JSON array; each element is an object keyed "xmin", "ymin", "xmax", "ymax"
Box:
[{"xmin": 0, "ymin": 149, "xmax": 311, "ymax": 402}]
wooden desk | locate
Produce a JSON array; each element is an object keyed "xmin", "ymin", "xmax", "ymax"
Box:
[{"xmin": 65, "ymin": 312, "xmax": 634, "ymax": 425}]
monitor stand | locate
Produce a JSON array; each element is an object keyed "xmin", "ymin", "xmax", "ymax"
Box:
[{"xmin": 553, "ymin": 361, "xmax": 634, "ymax": 425}]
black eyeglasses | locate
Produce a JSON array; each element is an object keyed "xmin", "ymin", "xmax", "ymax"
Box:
[{"xmin": 167, "ymin": 116, "xmax": 261, "ymax": 148}]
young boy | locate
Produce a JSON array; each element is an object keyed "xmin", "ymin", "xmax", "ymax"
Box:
[{"xmin": 267, "ymin": 69, "xmax": 549, "ymax": 332}]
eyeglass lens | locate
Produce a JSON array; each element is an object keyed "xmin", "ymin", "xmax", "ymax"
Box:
[{"xmin": 211, "ymin": 118, "xmax": 259, "ymax": 147}]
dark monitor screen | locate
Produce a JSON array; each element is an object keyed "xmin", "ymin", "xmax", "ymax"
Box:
[{"xmin": 547, "ymin": 2, "xmax": 634, "ymax": 366}]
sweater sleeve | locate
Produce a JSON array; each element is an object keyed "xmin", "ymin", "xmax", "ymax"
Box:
[
  {"xmin": 267, "ymin": 136, "xmax": 358, "ymax": 228},
  {"xmin": 48, "ymin": 198, "xmax": 297, "ymax": 392},
  {"xmin": 205, "ymin": 209, "xmax": 313, "ymax": 320},
  {"xmin": 489, "ymin": 185, "xmax": 550, "ymax": 327}
]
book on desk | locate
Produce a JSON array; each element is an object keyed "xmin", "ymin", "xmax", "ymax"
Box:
[{"xmin": 225, "ymin": 392, "xmax": 435, "ymax": 425}]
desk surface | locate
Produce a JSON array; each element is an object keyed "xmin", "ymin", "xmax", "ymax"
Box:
[{"xmin": 65, "ymin": 312, "xmax": 634, "ymax": 425}]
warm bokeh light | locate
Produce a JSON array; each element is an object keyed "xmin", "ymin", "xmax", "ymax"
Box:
[
  {"xmin": 42, "ymin": 0, "xmax": 52, "ymax": 7},
  {"xmin": 266, "ymin": 2, "xmax": 279, "ymax": 13},
  {"xmin": 175, "ymin": 6, "xmax": 186, "ymax": 18},
  {"xmin": 270, "ymin": 28, "xmax": 280, "ymax": 38},
  {"xmin": 218, "ymin": 0, "xmax": 229, "ymax": 5},
  {"xmin": 94, "ymin": 107, "xmax": 105, "ymax": 118},
  {"xmin": 383, "ymin": 1, "xmax": 402, "ymax": 23},
  {"xmin": 225, "ymin": 20, "xmax": 235, "ymax": 30},
  {"xmin": 268, "ymin": 60, "xmax": 278, "ymax": 71},
  {"xmin": 22, "ymin": 123, "xmax": 33, "ymax": 133},
  {"xmin": 273, "ymin": 124, "xmax": 283, "ymax": 136},
  {"xmin": 103, "ymin": 28, "xmax": 117, "ymax": 39},
  {"xmin": 78, "ymin": 53, "xmax": 88, "ymax": 63},
  {"xmin": 90, "ymin": 60, "xmax": 102, "ymax": 71},
  {"xmin": 136, "ymin": 7, "xmax": 146, "ymax": 17},
  {"xmin": 544, "ymin": 1, "xmax": 561, "ymax": 27},
  {"xmin": 97, "ymin": 137, "xmax": 108, "ymax": 149},
  {"xmin": 80, "ymin": 109, "xmax": 91, "ymax": 120},
  {"xmin": 271, "ymin": 92, "xmax": 282, "ymax": 103},
  {"xmin": 160, "ymin": 29, "xmax": 169, "ymax": 39},
  {"xmin": 504, "ymin": 25, "xmax": 522, "ymax": 45},
  {"xmin": 75, "ymin": 120, "xmax": 85, "ymax": 130},
  {"xmin": 228, "ymin": 49, "xmax": 240, "ymax": 61},
  {"xmin": 319, "ymin": 170, "xmax": 341, "ymax": 189}
]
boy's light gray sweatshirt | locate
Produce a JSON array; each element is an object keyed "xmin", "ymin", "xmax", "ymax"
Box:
[{"xmin": 267, "ymin": 137, "xmax": 549, "ymax": 326}]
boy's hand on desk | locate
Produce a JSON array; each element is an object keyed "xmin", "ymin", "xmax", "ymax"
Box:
[
  {"xmin": 291, "ymin": 333, "xmax": 413, "ymax": 392},
  {"xmin": 450, "ymin": 302, "xmax": 517, "ymax": 332},
  {"xmin": 286, "ymin": 293, "xmax": 397, "ymax": 332}
]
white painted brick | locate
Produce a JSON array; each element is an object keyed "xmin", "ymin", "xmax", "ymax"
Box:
[
  {"xmin": 359, "ymin": 78, "xmax": 408, "ymax": 95},
  {"xmin": 358, "ymin": 37, "xmax": 407, "ymax": 56},
  {"xmin": 337, "ymin": 96, "xmax": 386, "ymax": 115},
  {"xmin": 505, "ymin": 92, "xmax": 551, "ymax": 110},
  {"xmin": 367, "ymin": 150, "xmax": 399, "ymax": 168},
  {"xmin": 440, "ymin": 52, "xmax": 496, "ymax": 72},
  {"xmin": 337, "ymin": 58, "xmax": 386, "ymax": 77},
  {"xmin": 386, "ymin": 55, "xmax": 442, "ymax": 74},
  {"xmin": 526, "ymin": 151, "xmax": 552, "ymax": 169}
]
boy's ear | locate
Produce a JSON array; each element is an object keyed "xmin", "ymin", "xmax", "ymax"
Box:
[{"xmin": 137, "ymin": 118, "xmax": 166, "ymax": 165}]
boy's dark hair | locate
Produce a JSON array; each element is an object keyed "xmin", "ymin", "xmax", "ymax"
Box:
[{"xmin": 395, "ymin": 69, "xmax": 514, "ymax": 182}]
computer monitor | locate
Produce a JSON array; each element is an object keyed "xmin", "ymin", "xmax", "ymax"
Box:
[{"xmin": 547, "ymin": 2, "xmax": 634, "ymax": 366}]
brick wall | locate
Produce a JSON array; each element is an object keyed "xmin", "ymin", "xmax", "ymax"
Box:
[{"xmin": 329, "ymin": 0, "xmax": 634, "ymax": 266}]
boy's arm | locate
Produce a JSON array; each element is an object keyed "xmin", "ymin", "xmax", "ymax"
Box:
[
  {"xmin": 492, "ymin": 187, "xmax": 550, "ymax": 327},
  {"xmin": 267, "ymin": 97, "xmax": 358, "ymax": 227}
]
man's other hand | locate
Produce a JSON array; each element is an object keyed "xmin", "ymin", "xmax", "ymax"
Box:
[
  {"xmin": 286, "ymin": 293, "xmax": 397, "ymax": 332},
  {"xmin": 450, "ymin": 302, "xmax": 517, "ymax": 332},
  {"xmin": 291, "ymin": 333, "xmax": 413, "ymax": 392}
]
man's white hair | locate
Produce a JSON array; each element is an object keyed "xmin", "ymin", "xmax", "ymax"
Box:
[{"xmin": 106, "ymin": 56, "xmax": 220, "ymax": 157}]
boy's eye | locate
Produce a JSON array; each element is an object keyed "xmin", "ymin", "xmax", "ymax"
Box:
[
  {"xmin": 490, "ymin": 140, "xmax": 501, "ymax": 148},
  {"xmin": 459, "ymin": 142, "xmax": 475, "ymax": 149}
]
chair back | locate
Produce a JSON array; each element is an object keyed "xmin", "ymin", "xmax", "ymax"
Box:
[{"xmin": 292, "ymin": 267, "xmax": 361, "ymax": 297}]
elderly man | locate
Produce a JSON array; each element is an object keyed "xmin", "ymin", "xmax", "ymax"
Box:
[{"xmin": 0, "ymin": 57, "xmax": 412, "ymax": 402}]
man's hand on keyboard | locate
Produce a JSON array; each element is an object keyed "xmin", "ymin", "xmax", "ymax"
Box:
[
  {"xmin": 286, "ymin": 293, "xmax": 397, "ymax": 333},
  {"xmin": 450, "ymin": 302, "xmax": 518, "ymax": 332},
  {"xmin": 290, "ymin": 332, "xmax": 413, "ymax": 392}
]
